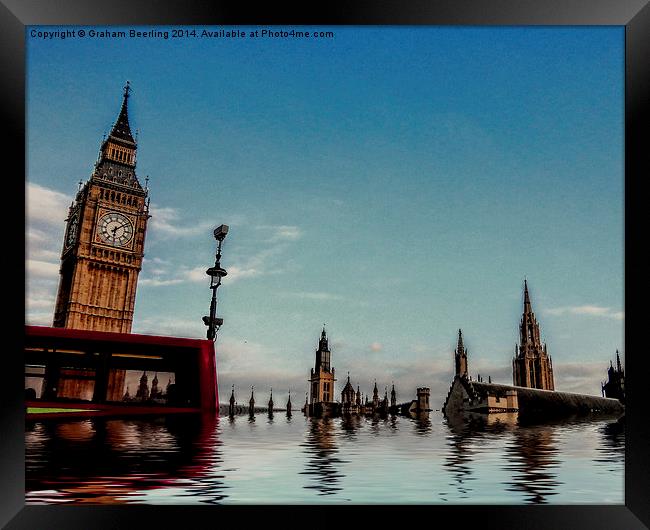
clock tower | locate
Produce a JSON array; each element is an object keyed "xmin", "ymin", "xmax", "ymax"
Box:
[{"xmin": 53, "ymin": 82, "xmax": 150, "ymax": 333}]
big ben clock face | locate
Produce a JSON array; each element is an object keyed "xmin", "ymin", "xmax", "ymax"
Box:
[{"xmin": 97, "ymin": 211, "xmax": 134, "ymax": 247}]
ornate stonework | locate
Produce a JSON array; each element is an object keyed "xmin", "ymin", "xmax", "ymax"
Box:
[
  {"xmin": 512, "ymin": 280, "xmax": 555, "ymax": 390},
  {"xmin": 53, "ymin": 82, "xmax": 150, "ymax": 333}
]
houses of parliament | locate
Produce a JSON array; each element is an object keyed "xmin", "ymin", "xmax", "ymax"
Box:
[{"xmin": 301, "ymin": 280, "xmax": 624, "ymax": 420}]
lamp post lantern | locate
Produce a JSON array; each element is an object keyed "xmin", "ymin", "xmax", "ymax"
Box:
[{"xmin": 203, "ymin": 224, "xmax": 228, "ymax": 341}]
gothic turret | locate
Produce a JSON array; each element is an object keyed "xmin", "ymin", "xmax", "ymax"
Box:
[
  {"xmin": 455, "ymin": 328, "xmax": 468, "ymax": 379},
  {"xmin": 229, "ymin": 384, "xmax": 236, "ymax": 416},
  {"xmin": 315, "ymin": 327, "xmax": 331, "ymax": 372},
  {"xmin": 341, "ymin": 373, "xmax": 355, "ymax": 404},
  {"xmin": 92, "ymin": 81, "xmax": 143, "ymax": 190},
  {"xmin": 372, "ymin": 380, "xmax": 380, "ymax": 408},
  {"xmin": 308, "ymin": 326, "xmax": 336, "ymax": 412},
  {"xmin": 513, "ymin": 280, "xmax": 555, "ymax": 390},
  {"xmin": 150, "ymin": 373, "xmax": 159, "ymax": 399},
  {"xmin": 602, "ymin": 350, "xmax": 625, "ymax": 403},
  {"xmin": 136, "ymin": 371, "xmax": 149, "ymax": 401}
]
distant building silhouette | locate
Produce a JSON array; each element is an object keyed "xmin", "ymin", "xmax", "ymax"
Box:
[
  {"xmin": 229, "ymin": 385, "xmax": 236, "ymax": 416},
  {"xmin": 602, "ymin": 350, "xmax": 625, "ymax": 403},
  {"xmin": 455, "ymin": 329, "xmax": 468, "ymax": 379},
  {"xmin": 249, "ymin": 386, "xmax": 255, "ymax": 416},
  {"xmin": 150, "ymin": 373, "xmax": 160, "ymax": 399},
  {"xmin": 341, "ymin": 373, "xmax": 356, "ymax": 414},
  {"xmin": 135, "ymin": 371, "xmax": 149, "ymax": 401}
]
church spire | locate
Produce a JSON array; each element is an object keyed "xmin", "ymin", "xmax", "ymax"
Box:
[
  {"xmin": 455, "ymin": 328, "xmax": 468, "ymax": 379},
  {"xmin": 519, "ymin": 280, "xmax": 541, "ymax": 347},
  {"xmin": 523, "ymin": 279, "xmax": 532, "ymax": 314},
  {"xmin": 314, "ymin": 325, "xmax": 331, "ymax": 372},
  {"xmin": 91, "ymin": 81, "xmax": 143, "ymax": 189},
  {"xmin": 513, "ymin": 280, "xmax": 554, "ymax": 390},
  {"xmin": 109, "ymin": 81, "xmax": 136, "ymax": 145}
]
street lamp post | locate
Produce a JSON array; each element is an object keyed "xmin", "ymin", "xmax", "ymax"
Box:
[{"xmin": 203, "ymin": 224, "xmax": 228, "ymax": 341}]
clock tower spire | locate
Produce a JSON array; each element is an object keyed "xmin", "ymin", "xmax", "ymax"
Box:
[{"xmin": 53, "ymin": 82, "xmax": 150, "ymax": 334}]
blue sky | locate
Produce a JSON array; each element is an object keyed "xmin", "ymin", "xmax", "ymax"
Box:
[{"xmin": 25, "ymin": 26, "xmax": 624, "ymax": 405}]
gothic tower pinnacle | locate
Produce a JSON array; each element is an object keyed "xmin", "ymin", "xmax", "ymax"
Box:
[
  {"xmin": 513, "ymin": 280, "xmax": 555, "ymax": 390},
  {"xmin": 309, "ymin": 326, "xmax": 336, "ymax": 408},
  {"xmin": 455, "ymin": 328, "xmax": 468, "ymax": 379}
]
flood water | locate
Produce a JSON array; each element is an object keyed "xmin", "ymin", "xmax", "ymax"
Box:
[{"xmin": 25, "ymin": 411, "xmax": 624, "ymax": 504}]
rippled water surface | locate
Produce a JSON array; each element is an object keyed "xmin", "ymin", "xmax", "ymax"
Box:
[{"xmin": 25, "ymin": 412, "xmax": 624, "ymax": 504}]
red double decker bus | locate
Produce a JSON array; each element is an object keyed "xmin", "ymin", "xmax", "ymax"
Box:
[{"xmin": 25, "ymin": 325, "xmax": 218, "ymax": 418}]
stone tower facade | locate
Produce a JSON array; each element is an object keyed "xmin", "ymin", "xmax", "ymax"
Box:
[
  {"xmin": 309, "ymin": 327, "xmax": 336, "ymax": 405},
  {"xmin": 416, "ymin": 387, "xmax": 430, "ymax": 411},
  {"xmin": 512, "ymin": 280, "xmax": 555, "ymax": 390},
  {"xmin": 53, "ymin": 82, "xmax": 150, "ymax": 333}
]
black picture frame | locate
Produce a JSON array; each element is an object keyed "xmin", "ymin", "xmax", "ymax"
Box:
[{"xmin": 4, "ymin": 1, "xmax": 649, "ymax": 527}]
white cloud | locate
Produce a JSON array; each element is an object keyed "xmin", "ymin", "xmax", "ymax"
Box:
[
  {"xmin": 224, "ymin": 265, "xmax": 263, "ymax": 282},
  {"xmin": 132, "ymin": 316, "xmax": 204, "ymax": 338},
  {"xmin": 26, "ymin": 183, "xmax": 72, "ymax": 225},
  {"xmin": 255, "ymin": 224, "xmax": 303, "ymax": 242},
  {"xmin": 27, "ymin": 259, "xmax": 59, "ymax": 279},
  {"xmin": 544, "ymin": 305, "xmax": 624, "ymax": 320},
  {"xmin": 25, "ymin": 312, "xmax": 54, "ymax": 326},
  {"xmin": 26, "ymin": 295, "xmax": 56, "ymax": 309},
  {"xmin": 25, "ymin": 183, "xmax": 69, "ymax": 320},
  {"xmin": 148, "ymin": 204, "xmax": 214, "ymax": 238},
  {"xmin": 552, "ymin": 362, "xmax": 613, "ymax": 395},
  {"xmin": 139, "ymin": 224, "xmax": 302, "ymax": 287}
]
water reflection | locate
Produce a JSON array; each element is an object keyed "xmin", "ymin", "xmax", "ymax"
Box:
[
  {"xmin": 442, "ymin": 414, "xmax": 483, "ymax": 499},
  {"xmin": 503, "ymin": 423, "xmax": 562, "ymax": 504},
  {"xmin": 595, "ymin": 416, "xmax": 625, "ymax": 472},
  {"xmin": 339, "ymin": 414, "xmax": 362, "ymax": 439},
  {"xmin": 26, "ymin": 411, "xmax": 624, "ymax": 504},
  {"xmin": 300, "ymin": 417, "xmax": 346, "ymax": 496},
  {"xmin": 25, "ymin": 414, "xmax": 226, "ymax": 504},
  {"xmin": 411, "ymin": 412, "xmax": 432, "ymax": 435}
]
